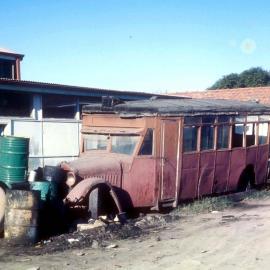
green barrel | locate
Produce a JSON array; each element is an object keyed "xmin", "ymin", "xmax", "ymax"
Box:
[{"xmin": 0, "ymin": 136, "xmax": 29, "ymax": 185}]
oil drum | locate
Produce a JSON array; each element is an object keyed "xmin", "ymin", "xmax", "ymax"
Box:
[
  {"xmin": 4, "ymin": 189, "xmax": 39, "ymax": 243},
  {"xmin": 0, "ymin": 136, "xmax": 29, "ymax": 186}
]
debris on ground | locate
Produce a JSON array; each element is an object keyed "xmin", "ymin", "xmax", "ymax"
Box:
[
  {"xmin": 106, "ymin": 243, "xmax": 118, "ymax": 249},
  {"xmin": 77, "ymin": 219, "xmax": 107, "ymax": 231},
  {"xmin": 0, "ymin": 213, "xmax": 180, "ymax": 259}
]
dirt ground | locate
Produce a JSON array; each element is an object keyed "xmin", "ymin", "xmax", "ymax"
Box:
[{"xmin": 1, "ymin": 191, "xmax": 270, "ymax": 270}]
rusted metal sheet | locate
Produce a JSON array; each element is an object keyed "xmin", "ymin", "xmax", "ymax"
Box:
[
  {"xmin": 161, "ymin": 120, "xmax": 179, "ymax": 200},
  {"xmin": 62, "ymin": 154, "xmax": 123, "ymax": 188},
  {"xmin": 179, "ymin": 153, "xmax": 199, "ymax": 200},
  {"xmin": 122, "ymin": 158, "xmax": 156, "ymax": 208},
  {"xmin": 256, "ymin": 145, "xmax": 269, "ymax": 185},
  {"xmin": 198, "ymin": 152, "xmax": 215, "ymax": 197},
  {"xmin": 212, "ymin": 151, "xmax": 230, "ymax": 194},
  {"xmin": 227, "ymin": 149, "xmax": 246, "ymax": 191},
  {"xmin": 246, "ymin": 147, "xmax": 257, "ymax": 166}
]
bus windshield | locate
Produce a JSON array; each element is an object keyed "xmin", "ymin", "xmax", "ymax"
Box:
[
  {"xmin": 111, "ymin": 135, "xmax": 139, "ymax": 155},
  {"xmin": 84, "ymin": 134, "xmax": 108, "ymax": 151},
  {"xmin": 83, "ymin": 133, "xmax": 140, "ymax": 155}
]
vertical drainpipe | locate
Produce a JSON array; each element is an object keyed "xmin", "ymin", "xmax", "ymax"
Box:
[
  {"xmin": 32, "ymin": 94, "xmax": 43, "ymax": 167},
  {"xmin": 75, "ymin": 98, "xmax": 80, "ymax": 158}
]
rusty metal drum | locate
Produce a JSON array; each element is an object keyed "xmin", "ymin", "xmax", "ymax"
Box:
[
  {"xmin": 4, "ymin": 190, "xmax": 40, "ymax": 243},
  {"xmin": 0, "ymin": 136, "xmax": 29, "ymax": 186},
  {"xmin": 0, "ymin": 186, "xmax": 5, "ymax": 234}
]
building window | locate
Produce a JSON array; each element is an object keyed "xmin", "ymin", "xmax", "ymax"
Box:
[
  {"xmin": 258, "ymin": 123, "xmax": 268, "ymax": 145},
  {"xmin": 232, "ymin": 124, "xmax": 244, "ymax": 148},
  {"xmin": 0, "ymin": 90, "xmax": 31, "ymax": 117},
  {"xmin": 139, "ymin": 129, "xmax": 153, "ymax": 155},
  {"xmin": 217, "ymin": 125, "xmax": 229, "ymax": 149},
  {"xmin": 0, "ymin": 124, "xmax": 6, "ymax": 136},
  {"xmin": 0, "ymin": 60, "xmax": 14, "ymax": 79},
  {"xmin": 42, "ymin": 94, "xmax": 76, "ymax": 119},
  {"xmin": 183, "ymin": 126, "xmax": 198, "ymax": 152}
]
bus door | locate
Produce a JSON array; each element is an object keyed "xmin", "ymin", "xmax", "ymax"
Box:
[{"xmin": 161, "ymin": 119, "xmax": 180, "ymax": 202}]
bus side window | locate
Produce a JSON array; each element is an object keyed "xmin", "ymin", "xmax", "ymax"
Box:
[
  {"xmin": 201, "ymin": 125, "xmax": 214, "ymax": 150},
  {"xmin": 258, "ymin": 123, "xmax": 268, "ymax": 145},
  {"xmin": 138, "ymin": 129, "xmax": 153, "ymax": 155},
  {"xmin": 232, "ymin": 124, "xmax": 244, "ymax": 148},
  {"xmin": 183, "ymin": 126, "xmax": 198, "ymax": 152},
  {"xmin": 217, "ymin": 125, "xmax": 229, "ymax": 149},
  {"xmin": 246, "ymin": 123, "xmax": 256, "ymax": 147}
]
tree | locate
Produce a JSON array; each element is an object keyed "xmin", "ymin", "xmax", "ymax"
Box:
[
  {"xmin": 208, "ymin": 67, "xmax": 270, "ymax": 90},
  {"xmin": 208, "ymin": 73, "xmax": 239, "ymax": 89}
]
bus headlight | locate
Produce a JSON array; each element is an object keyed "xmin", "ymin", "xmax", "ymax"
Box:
[{"xmin": 66, "ymin": 172, "xmax": 76, "ymax": 188}]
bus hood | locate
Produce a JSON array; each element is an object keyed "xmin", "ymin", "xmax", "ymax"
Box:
[{"xmin": 61, "ymin": 153, "xmax": 132, "ymax": 187}]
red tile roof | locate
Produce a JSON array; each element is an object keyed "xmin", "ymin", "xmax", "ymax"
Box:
[{"xmin": 170, "ymin": 87, "xmax": 270, "ymax": 105}]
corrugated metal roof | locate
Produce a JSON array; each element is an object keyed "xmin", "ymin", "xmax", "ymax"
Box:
[
  {"xmin": 0, "ymin": 78, "xmax": 177, "ymax": 100},
  {"xmin": 83, "ymin": 98, "xmax": 270, "ymax": 116}
]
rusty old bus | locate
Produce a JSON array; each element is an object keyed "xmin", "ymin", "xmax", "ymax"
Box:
[{"xmin": 61, "ymin": 98, "xmax": 270, "ymax": 217}]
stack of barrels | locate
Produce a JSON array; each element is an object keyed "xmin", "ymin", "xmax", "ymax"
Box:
[{"xmin": 0, "ymin": 136, "xmax": 63, "ymax": 243}]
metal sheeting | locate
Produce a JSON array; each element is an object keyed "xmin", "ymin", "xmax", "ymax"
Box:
[
  {"xmin": 0, "ymin": 78, "xmax": 168, "ymax": 100},
  {"xmin": 83, "ymin": 98, "xmax": 270, "ymax": 116}
]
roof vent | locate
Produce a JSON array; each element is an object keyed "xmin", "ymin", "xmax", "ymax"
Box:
[{"xmin": 101, "ymin": 96, "xmax": 123, "ymax": 108}]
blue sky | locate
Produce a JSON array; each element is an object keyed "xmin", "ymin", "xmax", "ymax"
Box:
[{"xmin": 1, "ymin": 0, "xmax": 270, "ymax": 93}]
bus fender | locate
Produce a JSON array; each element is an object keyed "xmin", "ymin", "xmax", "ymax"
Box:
[{"xmin": 64, "ymin": 177, "xmax": 123, "ymax": 214}]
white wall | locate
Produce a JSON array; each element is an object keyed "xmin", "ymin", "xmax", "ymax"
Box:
[{"xmin": 0, "ymin": 94, "xmax": 82, "ymax": 170}]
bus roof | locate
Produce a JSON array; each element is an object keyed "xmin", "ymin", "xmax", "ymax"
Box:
[{"xmin": 83, "ymin": 98, "xmax": 270, "ymax": 116}]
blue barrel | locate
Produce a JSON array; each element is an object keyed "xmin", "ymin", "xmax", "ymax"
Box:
[{"xmin": 0, "ymin": 136, "xmax": 29, "ymax": 186}]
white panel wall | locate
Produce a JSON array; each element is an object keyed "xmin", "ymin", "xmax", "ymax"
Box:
[
  {"xmin": 13, "ymin": 121, "xmax": 43, "ymax": 156},
  {"xmin": 9, "ymin": 120, "xmax": 81, "ymax": 170},
  {"xmin": 43, "ymin": 121, "xmax": 80, "ymax": 156},
  {"xmin": 1, "ymin": 94, "xmax": 83, "ymax": 170}
]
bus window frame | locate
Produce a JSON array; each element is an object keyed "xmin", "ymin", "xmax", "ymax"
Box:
[{"xmin": 182, "ymin": 114, "xmax": 270, "ymax": 154}]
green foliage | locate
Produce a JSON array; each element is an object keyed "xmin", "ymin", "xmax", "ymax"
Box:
[{"xmin": 208, "ymin": 67, "xmax": 270, "ymax": 90}]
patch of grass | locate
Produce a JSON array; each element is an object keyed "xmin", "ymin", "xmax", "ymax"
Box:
[
  {"xmin": 176, "ymin": 196, "xmax": 236, "ymax": 215},
  {"xmin": 243, "ymin": 188, "xmax": 270, "ymax": 200},
  {"xmin": 174, "ymin": 187, "xmax": 270, "ymax": 215}
]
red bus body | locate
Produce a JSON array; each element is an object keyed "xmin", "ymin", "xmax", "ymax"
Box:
[{"xmin": 61, "ymin": 98, "xmax": 270, "ymax": 212}]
